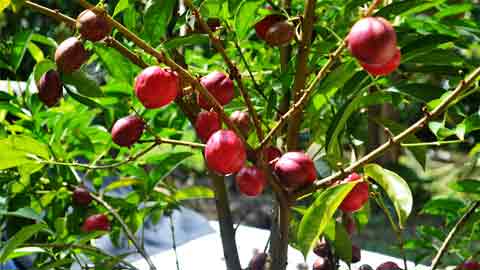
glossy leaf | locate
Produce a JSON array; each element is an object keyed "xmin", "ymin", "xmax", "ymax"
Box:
[
  {"xmin": 234, "ymin": 0, "xmax": 262, "ymax": 40},
  {"xmin": 33, "ymin": 60, "xmax": 56, "ymax": 83},
  {"xmin": 62, "ymin": 71, "xmax": 104, "ymax": 97},
  {"xmin": 113, "ymin": 0, "xmax": 130, "ymax": 17},
  {"xmin": 3, "ymin": 247, "xmax": 45, "ymax": 261},
  {"xmin": 143, "ymin": 0, "xmax": 176, "ymax": 45},
  {"xmin": 10, "ymin": 31, "xmax": 32, "ymax": 71},
  {"xmin": 174, "ymin": 186, "xmax": 215, "ymax": 201},
  {"xmin": 0, "ymin": 223, "xmax": 50, "ymax": 263},
  {"xmin": 0, "ymin": 135, "xmax": 49, "ymax": 170}
]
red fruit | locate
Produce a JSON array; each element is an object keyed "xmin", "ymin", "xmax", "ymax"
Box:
[
  {"xmin": 135, "ymin": 66, "xmax": 179, "ymax": 109},
  {"xmin": 55, "ymin": 37, "xmax": 88, "ymax": 74},
  {"xmin": 197, "ymin": 71, "xmax": 234, "ymax": 109},
  {"xmin": 205, "ymin": 130, "xmax": 246, "ymax": 175},
  {"xmin": 111, "ymin": 115, "xmax": 145, "ymax": 147},
  {"xmin": 255, "ymin": 14, "xmax": 286, "ymax": 40},
  {"xmin": 230, "ymin": 111, "xmax": 250, "ymax": 136},
  {"xmin": 76, "ymin": 9, "xmax": 111, "ymax": 42},
  {"xmin": 352, "ymin": 244, "xmax": 361, "ymax": 263},
  {"xmin": 339, "ymin": 173, "xmax": 369, "ymax": 213},
  {"xmin": 235, "ymin": 166, "xmax": 267, "ymax": 197},
  {"xmin": 343, "ymin": 214, "xmax": 356, "ymax": 235},
  {"xmin": 195, "ymin": 111, "xmax": 221, "ymax": 143},
  {"xmin": 249, "ymin": 252, "xmax": 267, "ymax": 270},
  {"xmin": 265, "ymin": 21, "xmax": 295, "ymax": 46},
  {"xmin": 274, "ymin": 152, "xmax": 317, "ymax": 190},
  {"xmin": 360, "ymin": 48, "xmax": 401, "ymax": 76},
  {"xmin": 82, "ymin": 214, "xmax": 110, "ymax": 232},
  {"xmin": 263, "ymin": 146, "xmax": 282, "ymax": 165},
  {"xmin": 377, "ymin": 262, "xmax": 402, "ymax": 270},
  {"xmin": 37, "ymin": 70, "xmax": 62, "ymax": 107},
  {"xmin": 73, "ymin": 187, "xmax": 92, "ymax": 206},
  {"xmin": 457, "ymin": 261, "xmax": 480, "ymax": 270},
  {"xmin": 347, "ymin": 17, "xmax": 397, "ymax": 65},
  {"xmin": 313, "ymin": 257, "xmax": 333, "ymax": 270}
]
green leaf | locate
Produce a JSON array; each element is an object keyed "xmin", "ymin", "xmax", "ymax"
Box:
[
  {"xmin": 146, "ymin": 151, "xmax": 193, "ymax": 190},
  {"xmin": 65, "ymin": 86, "xmax": 104, "ymax": 109},
  {"xmin": 0, "ymin": 207, "xmax": 44, "ymax": 223},
  {"xmin": 94, "ymin": 43, "xmax": 139, "ymax": 84},
  {"xmin": 162, "ymin": 34, "xmax": 210, "ymax": 49},
  {"xmin": 329, "ymin": 222, "xmax": 353, "ymax": 263},
  {"xmin": 30, "ymin": 33, "xmax": 57, "ymax": 47},
  {"xmin": 0, "ymin": 223, "xmax": 50, "ymax": 263},
  {"xmin": 449, "ymin": 179, "xmax": 480, "ymax": 195},
  {"xmin": 234, "ymin": 0, "xmax": 262, "ymax": 40},
  {"xmin": 62, "ymin": 71, "xmax": 103, "ymax": 97},
  {"xmin": 113, "ymin": 0, "xmax": 130, "ymax": 17},
  {"xmin": 428, "ymin": 121, "xmax": 456, "ymax": 140},
  {"xmin": 0, "ymin": 0, "xmax": 11, "ymax": 13},
  {"xmin": 364, "ymin": 164, "xmax": 413, "ymax": 228},
  {"xmin": 377, "ymin": 0, "xmax": 445, "ymax": 17},
  {"xmin": 388, "ymin": 83, "xmax": 445, "ymax": 102},
  {"xmin": 33, "ymin": 60, "xmax": 56, "ymax": 83},
  {"xmin": 27, "ymin": 41, "xmax": 44, "ymax": 63},
  {"xmin": 435, "ymin": 3, "xmax": 472, "ymax": 19},
  {"xmin": 174, "ymin": 186, "xmax": 214, "ymax": 201},
  {"xmin": 0, "ymin": 135, "xmax": 49, "ymax": 170},
  {"xmin": 143, "ymin": 0, "xmax": 176, "ymax": 45},
  {"xmin": 296, "ymin": 182, "xmax": 357, "ymax": 258},
  {"xmin": 10, "ymin": 31, "xmax": 32, "ymax": 71},
  {"xmin": 3, "ymin": 247, "xmax": 45, "ymax": 261},
  {"xmin": 422, "ymin": 198, "xmax": 465, "ymax": 217},
  {"xmin": 10, "ymin": 0, "xmax": 25, "ymax": 12},
  {"xmin": 455, "ymin": 111, "xmax": 480, "ymax": 140},
  {"xmin": 104, "ymin": 178, "xmax": 143, "ymax": 192}
]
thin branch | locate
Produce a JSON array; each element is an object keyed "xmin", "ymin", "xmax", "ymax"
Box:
[
  {"xmin": 293, "ymin": 66, "xmax": 480, "ymax": 199},
  {"xmin": 183, "ymin": 0, "xmax": 265, "ymax": 141},
  {"xmin": 24, "ymin": 1, "xmax": 76, "ymax": 27},
  {"xmin": 138, "ymin": 138, "xmax": 205, "ymax": 149},
  {"xmin": 401, "ymin": 139, "xmax": 464, "ymax": 148},
  {"xmin": 430, "ymin": 201, "xmax": 480, "ymax": 270},
  {"xmin": 169, "ymin": 215, "xmax": 181, "ymax": 270},
  {"xmin": 103, "ymin": 37, "xmax": 148, "ymax": 68}
]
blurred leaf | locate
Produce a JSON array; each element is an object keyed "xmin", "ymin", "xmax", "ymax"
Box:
[
  {"xmin": 143, "ymin": 0, "xmax": 176, "ymax": 45},
  {"xmin": 456, "ymin": 111, "xmax": 480, "ymax": 140},
  {"xmin": 388, "ymin": 83, "xmax": 445, "ymax": 102},
  {"xmin": 404, "ymin": 49, "xmax": 464, "ymax": 66},
  {"xmin": 104, "ymin": 178, "xmax": 143, "ymax": 192},
  {"xmin": 428, "ymin": 121, "xmax": 456, "ymax": 140},
  {"xmin": 235, "ymin": 0, "xmax": 262, "ymax": 40},
  {"xmin": 364, "ymin": 164, "xmax": 413, "ymax": 228},
  {"xmin": 30, "ymin": 33, "xmax": 57, "ymax": 47},
  {"xmin": 0, "ymin": 0, "xmax": 11, "ymax": 13},
  {"xmin": 0, "ymin": 207, "xmax": 44, "ymax": 223},
  {"xmin": 33, "ymin": 60, "xmax": 57, "ymax": 83},
  {"xmin": 65, "ymin": 86, "xmax": 104, "ymax": 109},
  {"xmin": 324, "ymin": 221, "xmax": 353, "ymax": 263},
  {"xmin": 146, "ymin": 151, "xmax": 193, "ymax": 190},
  {"xmin": 10, "ymin": 0, "xmax": 24, "ymax": 12},
  {"xmin": 113, "ymin": 0, "xmax": 130, "ymax": 17},
  {"xmin": 377, "ymin": 0, "xmax": 445, "ymax": 17},
  {"xmin": 435, "ymin": 3, "xmax": 472, "ymax": 19},
  {"xmin": 10, "ymin": 31, "xmax": 32, "ymax": 71},
  {"xmin": 0, "ymin": 135, "xmax": 49, "ymax": 170},
  {"xmin": 63, "ymin": 71, "xmax": 103, "ymax": 97},
  {"xmin": 0, "ymin": 223, "xmax": 50, "ymax": 263},
  {"xmin": 3, "ymin": 247, "xmax": 45, "ymax": 261},
  {"xmin": 422, "ymin": 198, "xmax": 465, "ymax": 217},
  {"xmin": 163, "ymin": 34, "xmax": 210, "ymax": 49},
  {"xmin": 94, "ymin": 43, "xmax": 139, "ymax": 84},
  {"xmin": 296, "ymin": 181, "xmax": 357, "ymax": 258},
  {"xmin": 449, "ymin": 179, "xmax": 480, "ymax": 195},
  {"xmin": 174, "ymin": 186, "xmax": 214, "ymax": 201},
  {"xmin": 27, "ymin": 42, "xmax": 44, "ymax": 63}
]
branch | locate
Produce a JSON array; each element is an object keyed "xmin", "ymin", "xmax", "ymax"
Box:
[
  {"xmin": 183, "ymin": 0, "xmax": 265, "ymax": 141},
  {"xmin": 430, "ymin": 201, "xmax": 480, "ymax": 270},
  {"xmin": 103, "ymin": 37, "xmax": 148, "ymax": 68},
  {"xmin": 24, "ymin": 1, "xmax": 76, "ymax": 27},
  {"xmin": 293, "ymin": 66, "xmax": 480, "ymax": 199},
  {"xmin": 139, "ymin": 138, "xmax": 205, "ymax": 148}
]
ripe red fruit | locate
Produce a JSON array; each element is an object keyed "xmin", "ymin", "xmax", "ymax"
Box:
[
  {"xmin": 377, "ymin": 262, "xmax": 402, "ymax": 270},
  {"xmin": 230, "ymin": 111, "xmax": 250, "ymax": 136},
  {"xmin": 255, "ymin": 14, "xmax": 286, "ymax": 40},
  {"xmin": 76, "ymin": 9, "xmax": 111, "ymax": 42},
  {"xmin": 205, "ymin": 130, "xmax": 246, "ymax": 175},
  {"xmin": 313, "ymin": 257, "xmax": 333, "ymax": 270},
  {"xmin": 82, "ymin": 214, "xmax": 110, "ymax": 232},
  {"xmin": 274, "ymin": 152, "xmax": 317, "ymax": 190},
  {"xmin": 135, "ymin": 66, "xmax": 179, "ymax": 109},
  {"xmin": 195, "ymin": 111, "xmax": 221, "ymax": 143},
  {"xmin": 263, "ymin": 146, "xmax": 282, "ymax": 165},
  {"xmin": 360, "ymin": 48, "xmax": 401, "ymax": 76},
  {"xmin": 265, "ymin": 21, "xmax": 295, "ymax": 46},
  {"xmin": 55, "ymin": 37, "xmax": 89, "ymax": 74},
  {"xmin": 352, "ymin": 244, "xmax": 361, "ymax": 263},
  {"xmin": 197, "ymin": 71, "xmax": 234, "ymax": 109},
  {"xmin": 37, "ymin": 70, "xmax": 62, "ymax": 107},
  {"xmin": 111, "ymin": 115, "xmax": 145, "ymax": 147},
  {"xmin": 235, "ymin": 166, "xmax": 267, "ymax": 197},
  {"xmin": 457, "ymin": 261, "xmax": 480, "ymax": 270},
  {"xmin": 339, "ymin": 173, "xmax": 369, "ymax": 213},
  {"xmin": 249, "ymin": 252, "xmax": 267, "ymax": 270},
  {"xmin": 347, "ymin": 17, "xmax": 397, "ymax": 65},
  {"xmin": 73, "ymin": 187, "xmax": 93, "ymax": 206}
]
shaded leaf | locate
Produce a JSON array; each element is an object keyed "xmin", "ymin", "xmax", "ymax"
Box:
[
  {"xmin": 63, "ymin": 71, "xmax": 103, "ymax": 97},
  {"xmin": 10, "ymin": 31, "xmax": 32, "ymax": 71},
  {"xmin": 0, "ymin": 223, "xmax": 50, "ymax": 263},
  {"xmin": 234, "ymin": 0, "xmax": 262, "ymax": 40},
  {"xmin": 0, "ymin": 207, "xmax": 44, "ymax": 223},
  {"xmin": 146, "ymin": 152, "xmax": 193, "ymax": 190},
  {"xmin": 163, "ymin": 34, "xmax": 210, "ymax": 49},
  {"xmin": 143, "ymin": 0, "xmax": 176, "ymax": 45}
]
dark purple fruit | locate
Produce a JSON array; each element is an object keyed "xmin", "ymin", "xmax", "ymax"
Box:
[
  {"xmin": 249, "ymin": 252, "xmax": 267, "ymax": 270},
  {"xmin": 72, "ymin": 187, "xmax": 92, "ymax": 206},
  {"xmin": 313, "ymin": 238, "xmax": 331, "ymax": 257},
  {"xmin": 37, "ymin": 70, "xmax": 62, "ymax": 107},
  {"xmin": 111, "ymin": 115, "xmax": 145, "ymax": 147},
  {"xmin": 55, "ymin": 37, "xmax": 88, "ymax": 74},
  {"xmin": 352, "ymin": 244, "xmax": 361, "ymax": 263},
  {"xmin": 265, "ymin": 21, "xmax": 295, "ymax": 46},
  {"xmin": 76, "ymin": 9, "xmax": 112, "ymax": 42}
]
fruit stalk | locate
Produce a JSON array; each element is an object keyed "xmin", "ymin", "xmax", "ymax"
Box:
[{"xmin": 430, "ymin": 201, "xmax": 480, "ymax": 270}]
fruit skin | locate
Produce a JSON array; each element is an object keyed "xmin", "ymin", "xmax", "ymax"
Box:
[
  {"xmin": 82, "ymin": 214, "xmax": 110, "ymax": 232},
  {"xmin": 235, "ymin": 166, "xmax": 267, "ymax": 197},
  {"xmin": 55, "ymin": 37, "xmax": 89, "ymax": 74},
  {"xmin": 265, "ymin": 21, "xmax": 295, "ymax": 47},
  {"xmin": 312, "ymin": 257, "xmax": 333, "ymax": 270},
  {"xmin": 111, "ymin": 115, "xmax": 145, "ymax": 147},
  {"xmin": 230, "ymin": 110, "xmax": 250, "ymax": 136},
  {"xmin": 347, "ymin": 17, "xmax": 397, "ymax": 65},
  {"xmin": 352, "ymin": 244, "xmax": 361, "ymax": 263},
  {"xmin": 360, "ymin": 48, "xmax": 401, "ymax": 76},
  {"xmin": 195, "ymin": 111, "xmax": 221, "ymax": 143},
  {"xmin": 457, "ymin": 261, "xmax": 480, "ymax": 270},
  {"xmin": 274, "ymin": 152, "xmax": 317, "ymax": 190},
  {"xmin": 313, "ymin": 238, "xmax": 331, "ymax": 258},
  {"xmin": 359, "ymin": 265, "xmax": 374, "ymax": 270},
  {"xmin": 76, "ymin": 9, "xmax": 111, "ymax": 42},
  {"xmin": 376, "ymin": 262, "xmax": 401, "ymax": 270},
  {"xmin": 339, "ymin": 173, "xmax": 369, "ymax": 213},
  {"xmin": 255, "ymin": 14, "xmax": 286, "ymax": 40},
  {"xmin": 263, "ymin": 146, "xmax": 282, "ymax": 165},
  {"xmin": 134, "ymin": 66, "xmax": 179, "ymax": 109},
  {"xmin": 37, "ymin": 70, "xmax": 62, "ymax": 107},
  {"xmin": 205, "ymin": 130, "xmax": 246, "ymax": 175},
  {"xmin": 343, "ymin": 213, "xmax": 356, "ymax": 235},
  {"xmin": 72, "ymin": 187, "xmax": 93, "ymax": 206},
  {"xmin": 249, "ymin": 252, "xmax": 267, "ymax": 270},
  {"xmin": 197, "ymin": 71, "xmax": 234, "ymax": 109}
]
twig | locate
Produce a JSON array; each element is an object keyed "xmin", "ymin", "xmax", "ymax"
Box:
[
  {"xmin": 169, "ymin": 215, "xmax": 181, "ymax": 270},
  {"xmin": 24, "ymin": 1, "xmax": 76, "ymax": 27},
  {"xmin": 292, "ymin": 66, "xmax": 480, "ymax": 199},
  {"xmin": 103, "ymin": 37, "xmax": 148, "ymax": 68},
  {"xmin": 138, "ymin": 138, "xmax": 205, "ymax": 148},
  {"xmin": 430, "ymin": 201, "xmax": 480, "ymax": 270},
  {"xmin": 401, "ymin": 139, "xmax": 464, "ymax": 147}
]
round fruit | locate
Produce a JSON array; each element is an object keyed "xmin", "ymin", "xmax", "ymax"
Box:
[
  {"xmin": 377, "ymin": 262, "xmax": 402, "ymax": 270},
  {"xmin": 76, "ymin": 9, "xmax": 111, "ymax": 42},
  {"xmin": 235, "ymin": 166, "xmax": 267, "ymax": 197},
  {"xmin": 359, "ymin": 265, "xmax": 374, "ymax": 270},
  {"xmin": 312, "ymin": 257, "xmax": 333, "ymax": 270},
  {"xmin": 263, "ymin": 146, "xmax": 282, "ymax": 165},
  {"xmin": 55, "ymin": 37, "xmax": 88, "ymax": 74},
  {"xmin": 249, "ymin": 252, "xmax": 267, "ymax": 270},
  {"xmin": 352, "ymin": 244, "xmax": 361, "ymax": 263},
  {"xmin": 274, "ymin": 152, "xmax": 317, "ymax": 190},
  {"xmin": 135, "ymin": 66, "xmax": 179, "ymax": 109},
  {"xmin": 205, "ymin": 130, "xmax": 246, "ymax": 175},
  {"xmin": 265, "ymin": 21, "xmax": 295, "ymax": 46},
  {"xmin": 347, "ymin": 17, "xmax": 397, "ymax": 65},
  {"xmin": 197, "ymin": 71, "xmax": 234, "ymax": 109},
  {"xmin": 230, "ymin": 110, "xmax": 250, "ymax": 136},
  {"xmin": 255, "ymin": 14, "xmax": 286, "ymax": 40},
  {"xmin": 339, "ymin": 173, "xmax": 369, "ymax": 213},
  {"xmin": 82, "ymin": 214, "xmax": 110, "ymax": 232},
  {"xmin": 457, "ymin": 261, "xmax": 480, "ymax": 270},
  {"xmin": 73, "ymin": 187, "xmax": 93, "ymax": 206},
  {"xmin": 111, "ymin": 115, "xmax": 145, "ymax": 147},
  {"xmin": 360, "ymin": 48, "xmax": 401, "ymax": 76},
  {"xmin": 313, "ymin": 238, "xmax": 331, "ymax": 258},
  {"xmin": 37, "ymin": 70, "xmax": 62, "ymax": 107},
  {"xmin": 195, "ymin": 111, "xmax": 221, "ymax": 143}
]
